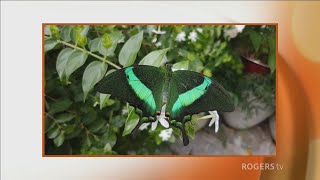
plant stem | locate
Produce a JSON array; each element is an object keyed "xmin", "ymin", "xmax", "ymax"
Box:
[
  {"xmin": 57, "ymin": 40, "xmax": 121, "ymax": 70},
  {"xmin": 45, "ymin": 113, "xmax": 62, "ymax": 128}
]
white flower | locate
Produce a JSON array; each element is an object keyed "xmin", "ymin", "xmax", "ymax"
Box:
[
  {"xmin": 235, "ymin": 25, "xmax": 245, "ymax": 33},
  {"xmin": 224, "ymin": 25, "xmax": 246, "ymax": 39},
  {"xmin": 176, "ymin": 32, "xmax": 186, "ymax": 42},
  {"xmin": 159, "ymin": 128, "xmax": 173, "ymax": 141},
  {"xmin": 152, "ymin": 29, "xmax": 166, "ymax": 35},
  {"xmin": 198, "ymin": 110, "xmax": 220, "ymax": 133},
  {"xmin": 155, "ymin": 42, "xmax": 162, "ymax": 47},
  {"xmin": 188, "ymin": 31, "xmax": 198, "ymax": 42},
  {"xmin": 139, "ymin": 123, "xmax": 150, "ymax": 131},
  {"xmin": 147, "ymin": 25, "xmax": 157, "ymax": 35},
  {"xmin": 196, "ymin": 28, "xmax": 203, "ymax": 33},
  {"xmin": 151, "ymin": 104, "xmax": 169, "ymax": 130},
  {"xmin": 152, "ymin": 37, "xmax": 157, "ymax": 43},
  {"xmin": 208, "ymin": 111, "xmax": 219, "ymax": 133},
  {"xmin": 224, "ymin": 28, "xmax": 238, "ymax": 39}
]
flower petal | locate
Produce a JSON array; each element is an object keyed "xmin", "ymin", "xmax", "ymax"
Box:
[
  {"xmin": 159, "ymin": 117, "xmax": 169, "ymax": 128},
  {"xmin": 151, "ymin": 120, "xmax": 158, "ymax": 131},
  {"xmin": 215, "ymin": 117, "xmax": 219, "ymax": 133},
  {"xmin": 235, "ymin": 25, "xmax": 245, "ymax": 32},
  {"xmin": 208, "ymin": 111, "xmax": 219, "ymax": 127},
  {"xmin": 198, "ymin": 114, "xmax": 214, "ymax": 120},
  {"xmin": 139, "ymin": 123, "xmax": 150, "ymax": 131}
]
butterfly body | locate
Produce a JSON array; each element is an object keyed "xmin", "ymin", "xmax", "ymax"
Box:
[{"xmin": 96, "ymin": 64, "xmax": 234, "ymax": 145}]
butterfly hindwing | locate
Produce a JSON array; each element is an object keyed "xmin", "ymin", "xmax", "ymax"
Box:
[
  {"xmin": 96, "ymin": 65, "xmax": 165, "ymax": 117},
  {"xmin": 167, "ymin": 70, "xmax": 234, "ymax": 120}
]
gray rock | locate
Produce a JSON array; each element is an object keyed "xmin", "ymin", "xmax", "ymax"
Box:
[
  {"xmin": 223, "ymin": 102, "xmax": 274, "ymax": 129},
  {"xmin": 170, "ymin": 129, "xmax": 229, "ymax": 155},
  {"xmin": 170, "ymin": 123, "xmax": 275, "ymax": 155},
  {"xmin": 269, "ymin": 114, "xmax": 276, "ymax": 141}
]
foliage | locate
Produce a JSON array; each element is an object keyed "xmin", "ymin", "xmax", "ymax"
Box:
[
  {"xmin": 231, "ymin": 25, "xmax": 276, "ymax": 72},
  {"xmin": 44, "ymin": 25, "xmax": 275, "ymax": 155}
]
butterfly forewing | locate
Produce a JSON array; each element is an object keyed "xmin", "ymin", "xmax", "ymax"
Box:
[{"xmin": 96, "ymin": 65, "xmax": 165, "ymax": 117}]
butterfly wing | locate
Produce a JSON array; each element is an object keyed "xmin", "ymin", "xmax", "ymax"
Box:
[
  {"xmin": 167, "ymin": 70, "xmax": 234, "ymax": 120},
  {"xmin": 96, "ymin": 65, "xmax": 165, "ymax": 117},
  {"xmin": 166, "ymin": 70, "xmax": 234, "ymax": 146}
]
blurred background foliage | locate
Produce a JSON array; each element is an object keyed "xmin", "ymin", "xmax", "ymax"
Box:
[{"xmin": 44, "ymin": 25, "xmax": 275, "ymax": 155}]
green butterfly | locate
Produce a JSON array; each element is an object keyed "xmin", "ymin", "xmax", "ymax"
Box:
[{"xmin": 96, "ymin": 64, "xmax": 234, "ymax": 146}]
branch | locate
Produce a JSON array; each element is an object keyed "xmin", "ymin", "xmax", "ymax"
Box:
[{"xmin": 57, "ymin": 40, "xmax": 121, "ymax": 70}]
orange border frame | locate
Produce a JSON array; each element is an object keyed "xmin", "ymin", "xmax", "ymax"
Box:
[{"xmin": 42, "ymin": 23, "xmax": 278, "ymax": 157}]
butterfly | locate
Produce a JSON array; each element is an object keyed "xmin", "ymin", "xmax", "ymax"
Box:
[{"xmin": 96, "ymin": 64, "xmax": 234, "ymax": 146}]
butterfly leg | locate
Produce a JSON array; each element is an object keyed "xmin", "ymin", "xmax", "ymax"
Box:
[{"xmin": 183, "ymin": 115, "xmax": 192, "ymax": 124}]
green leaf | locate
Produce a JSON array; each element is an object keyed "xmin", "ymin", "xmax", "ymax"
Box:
[
  {"xmin": 44, "ymin": 38, "xmax": 58, "ymax": 52},
  {"xmin": 45, "ymin": 117, "xmax": 55, "ymax": 133},
  {"xmin": 47, "ymin": 125, "xmax": 60, "ymax": 139},
  {"xmin": 106, "ymin": 69, "xmax": 116, "ymax": 76},
  {"xmin": 54, "ymin": 131, "xmax": 65, "ymax": 147},
  {"xmin": 122, "ymin": 107, "xmax": 140, "ymax": 136},
  {"xmin": 268, "ymin": 51, "xmax": 276, "ymax": 73},
  {"xmin": 88, "ymin": 119, "xmax": 106, "ymax": 133},
  {"xmin": 64, "ymin": 125, "xmax": 82, "ymax": 140},
  {"xmin": 99, "ymin": 31, "xmax": 124, "ymax": 57},
  {"xmin": 48, "ymin": 99, "xmax": 72, "ymax": 114},
  {"xmin": 99, "ymin": 69, "xmax": 114, "ymax": 109},
  {"xmin": 110, "ymin": 115, "xmax": 125, "ymax": 128},
  {"xmin": 78, "ymin": 36, "xmax": 88, "ymax": 47},
  {"xmin": 63, "ymin": 124, "xmax": 77, "ymax": 134},
  {"xmin": 189, "ymin": 59, "xmax": 203, "ymax": 72},
  {"xmin": 139, "ymin": 48, "xmax": 169, "ymax": 67},
  {"xmin": 82, "ymin": 61, "xmax": 108, "ymax": 101},
  {"xmin": 84, "ymin": 135, "xmax": 92, "ymax": 147},
  {"xmin": 80, "ymin": 25, "xmax": 90, "ymax": 36},
  {"xmin": 249, "ymin": 30, "xmax": 262, "ymax": 52},
  {"xmin": 102, "ymin": 34, "xmax": 113, "ymax": 49},
  {"xmin": 56, "ymin": 48, "xmax": 73, "ymax": 81},
  {"xmin": 82, "ymin": 111, "xmax": 97, "ymax": 125},
  {"xmin": 71, "ymin": 25, "xmax": 90, "ymax": 43},
  {"xmin": 185, "ymin": 120, "xmax": 196, "ymax": 139},
  {"xmin": 268, "ymin": 36, "xmax": 276, "ymax": 73},
  {"xmin": 104, "ymin": 143, "xmax": 112, "ymax": 152},
  {"xmin": 173, "ymin": 61, "xmax": 189, "ymax": 70},
  {"xmin": 99, "ymin": 93, "xmax": 111, "ymax": 110},
  {"xmin": 55, "ymin": 113, "xmax": 76, "ymax": 123},
  {"xmin": 88, "ymin": 38, "xmax": 101, "ymax": 52},
  {"xmin": 49, "ymin": 25, "xmax": 60, "ymax": 39},
  {"xmin": 65, "ymin": 50, "xmax": 88, "ymax": 80},
  {"xmin": 61, "ymin": 26, "xmax": 73, "ymax": 42},
  {"xmin": 119, "ymin": 31, "xmax": 143, "ymax": 67},
  {"xmin": 101, "ymin": 128, "xmax": 117, "ymax": 147},
  {"xmin": 216, "ymin": 26, "xmax": 222, "ymax": 38}
]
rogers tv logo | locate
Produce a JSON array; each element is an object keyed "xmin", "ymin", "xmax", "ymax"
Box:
[{"xmin": 241, "ymin": 163, "xmax": 284, "ymax": 171}]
